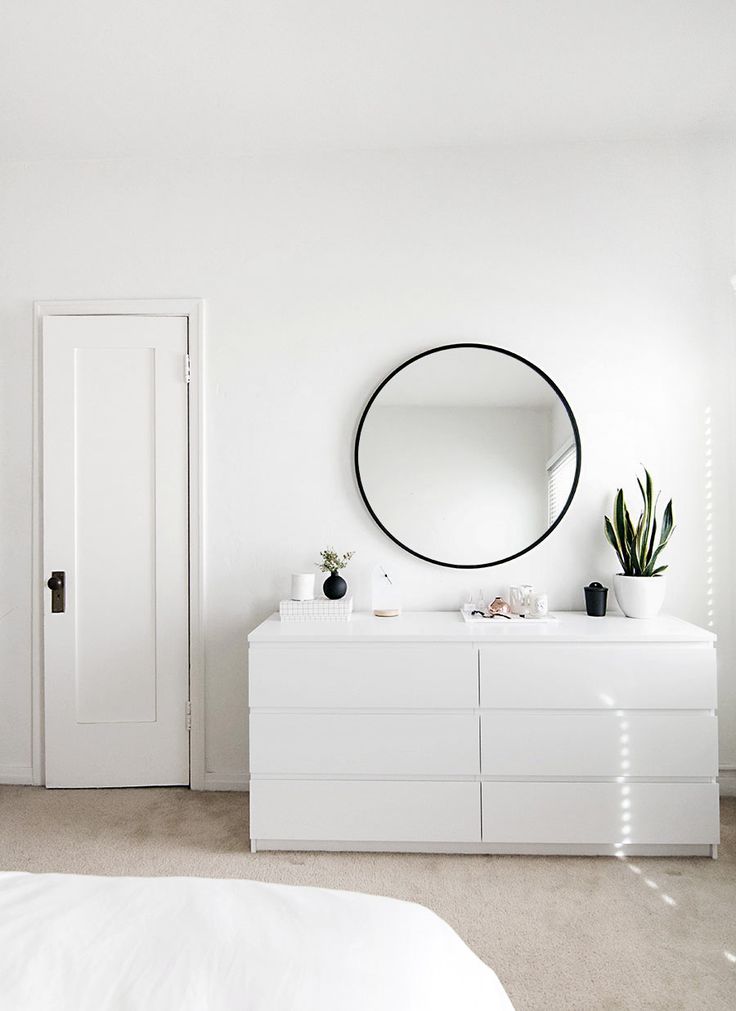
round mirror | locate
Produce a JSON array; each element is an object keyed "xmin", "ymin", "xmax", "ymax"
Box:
[{"xmin": 354, "ymin": 344, "xmax": 581, "ymax": 568}]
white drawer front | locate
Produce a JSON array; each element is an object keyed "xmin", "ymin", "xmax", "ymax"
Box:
[
  {"xmin": 251, "ymin": 713, "xmax": 479, "ymax": 776},
  {"xmin": 482, "ymin": 782, "xmax": 719, "ymax": 845},
  {"xmin": 251, "ymin": 780, "xmax": 481, "ymax": 842},
  {"xmin": 249, "ymin": 644, "xmax": 477, "ymax": 709},
  {"xmin": 480, "ymin": 644, "xmax": 716, "ymax": 709},
  {"xmin": 481, "ymin": 712, "xmax": 718, "ymax": 778}
]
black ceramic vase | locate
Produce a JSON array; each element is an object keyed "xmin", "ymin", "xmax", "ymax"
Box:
[{"xmin": 323, "ymin": 572, "xmax": 347, "ymax": 600}]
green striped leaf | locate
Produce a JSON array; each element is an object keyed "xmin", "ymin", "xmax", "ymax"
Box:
[
  {"xmin": 604, "ymin": 471, "xmax": 674, "ymax": 577},
  {"xmin": 604, "ymin": 516, "xmax": 627, "ymax": 572}
]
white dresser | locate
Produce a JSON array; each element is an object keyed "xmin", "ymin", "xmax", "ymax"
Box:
[{"xmin": 247, "ymin": 612, "xmax": 719, "ymax": 856}]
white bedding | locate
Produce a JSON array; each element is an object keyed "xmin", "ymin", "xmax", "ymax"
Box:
[{"xmin": 0, "ymin": 872, "xmax": 513, "ymax": 1010}]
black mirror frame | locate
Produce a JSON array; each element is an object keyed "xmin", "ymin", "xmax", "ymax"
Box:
[{"xmin": 354, "ymin": 343, "xmax": 582, "ymax": 569}]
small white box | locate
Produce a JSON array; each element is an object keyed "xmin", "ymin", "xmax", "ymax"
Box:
[{"xmin": 279, "ymin": 597, "xmax": 354, "ymax": 623}]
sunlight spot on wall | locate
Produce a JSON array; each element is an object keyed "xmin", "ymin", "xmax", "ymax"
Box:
[{"xmin": 704, "ymin": 406, "xmax": 714, "ymax": 629}]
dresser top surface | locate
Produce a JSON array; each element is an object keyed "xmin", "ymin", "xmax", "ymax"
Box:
[{"xmin": 248, "ymin": 611, "xmax": 716, "ymax": 644}]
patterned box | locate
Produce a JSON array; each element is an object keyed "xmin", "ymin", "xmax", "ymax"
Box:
[{"xmin": 279, "ymin": 597, "xmax": 354, "ymax": 622}]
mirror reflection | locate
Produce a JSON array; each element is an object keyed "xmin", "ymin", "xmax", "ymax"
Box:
[{"xmin": 355, "ymin": 345, "xmax": 579, "ymax": 567}]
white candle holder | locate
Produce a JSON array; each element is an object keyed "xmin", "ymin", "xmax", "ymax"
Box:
[{"xmin": 290, "ymin": 573, "xmax": 315, "ymax": 601}]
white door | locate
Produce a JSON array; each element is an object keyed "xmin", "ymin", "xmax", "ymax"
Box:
[{"xmin": 42, "ymin": 315, "xmax": 190, "ymax": 787}]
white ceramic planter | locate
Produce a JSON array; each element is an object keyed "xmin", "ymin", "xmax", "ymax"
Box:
[
  {"xmin": 613, "ymin": 574, "xmax": 667, "ymax": 619},
  {"xmin": 290, "ymin": 573, "xmax": 315, "ymax": 601}
]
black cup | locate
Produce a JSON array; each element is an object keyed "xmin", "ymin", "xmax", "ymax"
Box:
[{"xmin": 584, "ymin": 582, "xmax": 608, "ymax": 617}]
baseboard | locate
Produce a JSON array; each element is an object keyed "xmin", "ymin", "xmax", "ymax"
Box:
[
  {"xmin": 0, "ymin": 766, "xmax": 249, "ymax": 791},
  {"xmin": 203, "ymin": 772, "xmax": 249, "ymax": 792},
  {"xmin": 0, "ymin": 765, "xmax": 33, "ymax": 785},
  {"xmin": 720, "ymin": 768, "xmax": 736, "ymax": 798}
]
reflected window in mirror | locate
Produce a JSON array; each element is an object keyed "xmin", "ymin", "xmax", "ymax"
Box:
[{"xmin": 547, "ymin": 439, "xmax": 577, "ymax": 526}]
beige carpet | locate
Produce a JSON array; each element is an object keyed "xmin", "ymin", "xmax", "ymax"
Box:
[{"xmin": 0, "ymin": 787, "xmax": 734, "ymax": 1010}]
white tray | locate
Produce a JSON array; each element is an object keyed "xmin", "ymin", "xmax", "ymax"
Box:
[{"xmin": 460, "ymin": 610, "xmax": 558, "ymax": 624}]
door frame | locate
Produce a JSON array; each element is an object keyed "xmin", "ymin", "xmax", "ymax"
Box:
[{"xmin": 32, "ymin": 299, "xmax": 206, "ymax": 789}]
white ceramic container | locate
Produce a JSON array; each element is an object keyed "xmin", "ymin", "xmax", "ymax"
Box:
[
  {"xmin": 290, "ymin": 573, "xmax": 315, "ymax": 601},
  {"xmin": 613, "ymin": 574, "xmax": 667, "ymax": 619},
  {"xmin": 530, "ymin": 592, "xmax": 548, "ymax": 618}
]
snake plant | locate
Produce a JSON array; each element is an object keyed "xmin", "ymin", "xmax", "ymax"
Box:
[{"xmin": 604, "ymin": 468, "xmax": 674, "ymax": 577}]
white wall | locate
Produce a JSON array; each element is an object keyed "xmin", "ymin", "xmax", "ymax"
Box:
[{"xmin": 1, "ymin": 141, "xmax": 735, "ymax": 786}]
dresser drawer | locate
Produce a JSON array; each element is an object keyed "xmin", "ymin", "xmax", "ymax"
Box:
[
  {"xmin": 251, "ymin": 780, "xmax": 481, "ymax": 842},
  {"xmin": 249, "ymin": 644, "xmax": 478, "ymax": 709},
  {"xmin": 482, "ymin": 782, "xmax": 719, "ymax": 845},
  {"xmin": 251, "ymin": 713, "xmax": 479, "ymax": 776},
  {"xmin": 481, "ymin": 712, "xmax": 718, "ymax": 778},
  {"xmin": 480, "ymin": 644, "xmax": 716, "ymax": 709}
]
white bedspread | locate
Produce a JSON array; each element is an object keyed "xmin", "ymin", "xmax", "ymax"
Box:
[{"xmin": 0, "ymin": 872, "xmax": 513, "ymax": 1010}]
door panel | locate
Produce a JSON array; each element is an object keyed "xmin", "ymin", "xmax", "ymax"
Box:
[
  {"xmin": 75, "ymin": 347, "xmax": 157, "ymax": 724},
  {"xmin": 43, "ymin": 315, "xmax": 189, "ymax": 787}
]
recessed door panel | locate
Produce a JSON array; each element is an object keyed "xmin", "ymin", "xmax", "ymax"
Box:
[{"xmin": 75, "ymin": 347, "xmax": 157, "ymax": 724}]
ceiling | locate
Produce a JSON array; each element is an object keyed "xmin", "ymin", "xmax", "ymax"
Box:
[{"xmin": 2, "ymin": 0, "xmax": 735, "ymax": 160}]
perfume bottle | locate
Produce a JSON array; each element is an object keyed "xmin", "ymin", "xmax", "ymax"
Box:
[{"xmin": 509, "ymin": 584, "xmax": 533, "ymax": 616}]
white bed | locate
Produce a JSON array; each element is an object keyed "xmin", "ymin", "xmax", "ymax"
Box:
[{"xmin": 0, "ymin": 872, "xmax": 513, "ymax": 1010}]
